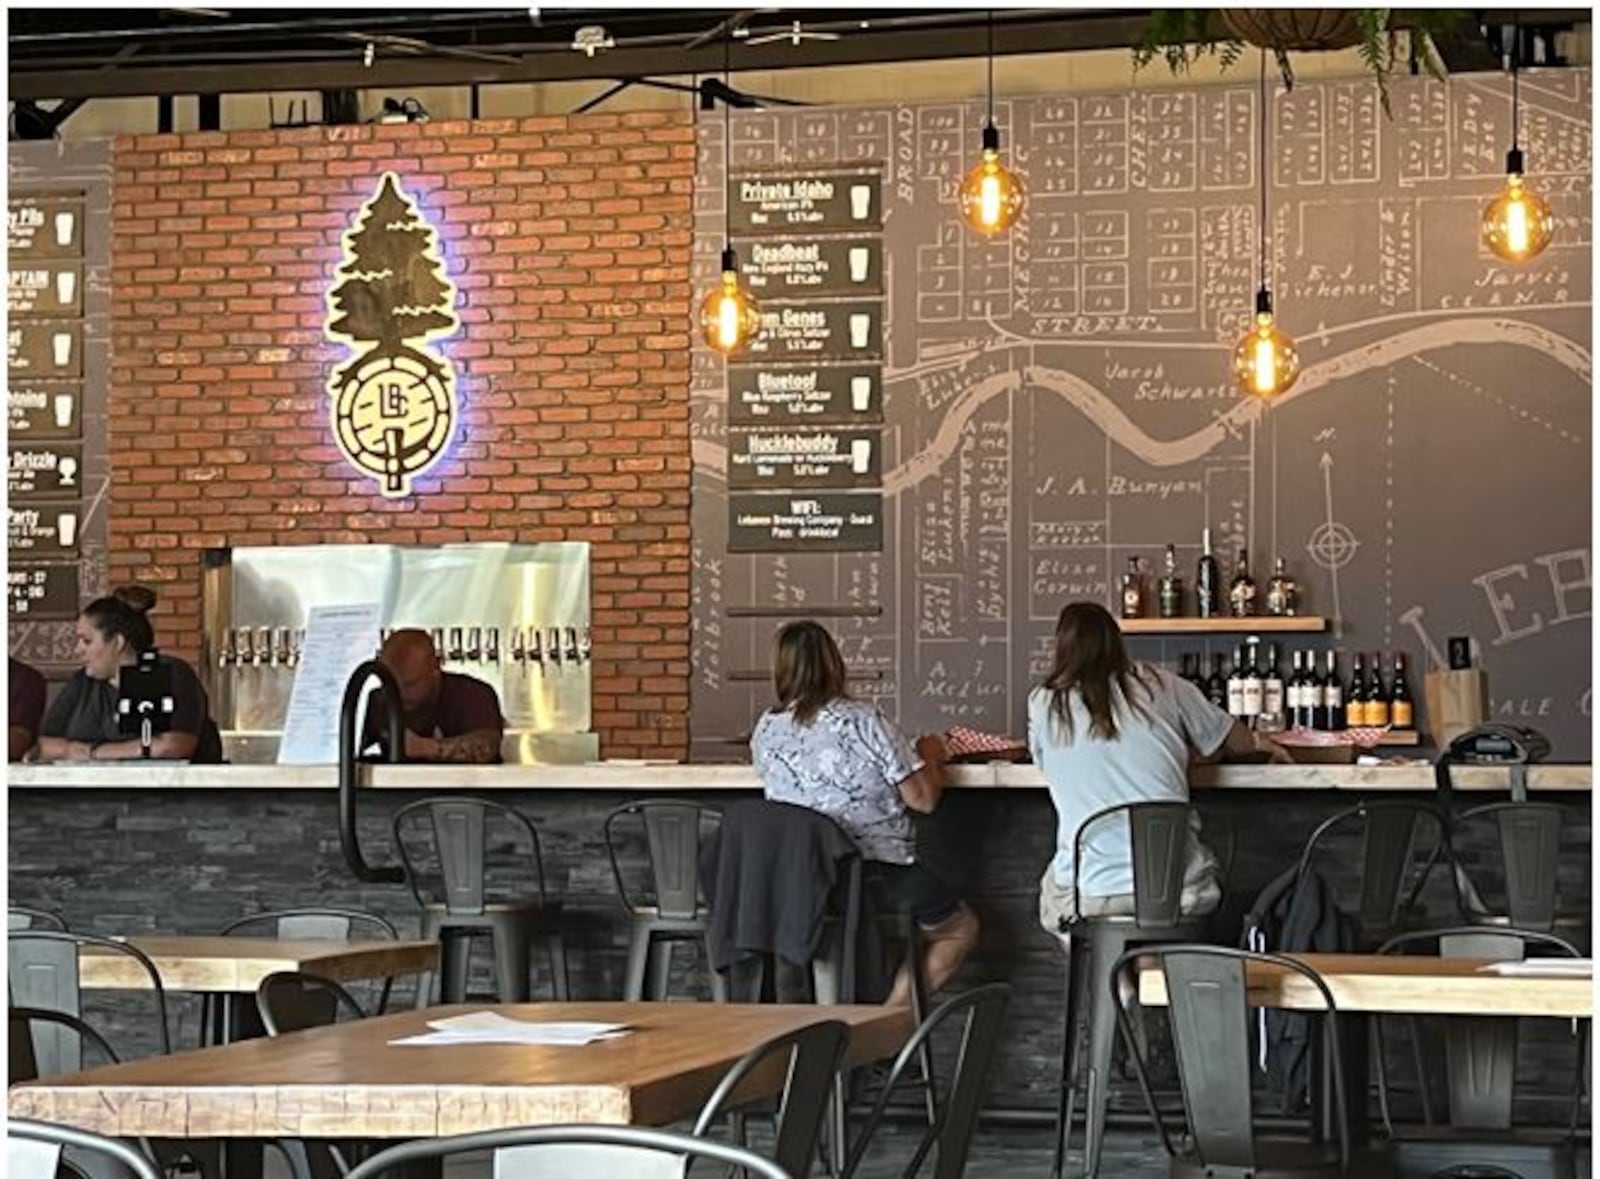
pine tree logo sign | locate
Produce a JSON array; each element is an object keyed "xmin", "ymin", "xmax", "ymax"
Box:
[{"xmin": 324, "ymin": 173, "xmax": 459, "ymax": 498}]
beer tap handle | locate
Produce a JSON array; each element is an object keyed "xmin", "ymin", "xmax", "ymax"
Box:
[
  {"xmin": 447, "ymin": 626, "xmax": 464, "ymax": 664},
  {"xmin": 530, "ymin": 628, "xmax": 544, "ymax": 663},
  {"xmin": 509, "ymin": 626, "xmax": 526, "ymax": 664},
  {"xmin": 547, "ymin": 627, "xmax": 562, "ymax": 665},
  {"xmin": 579, "ymin": 625, "xmax": 592, "ymax": 662},
  {"xmin": 565, "ymin": 626, "xmax": 579, "ymax": 662},
  {"xmin": 290, "ymin": 628, "xmax": 305, "ymax": 668},
  {"xmin": 272, "ymin": 626, "xmax": 291, "ymax": 669},
  {"xmin": 485, "ymin": 626, "xmax": 501, "ymax": 664},
  {"xmin": 466, "ymin": 626, "xmax": 482, "ymax": 663},
  {"xmin": 219, "ymin": 628, "xmax": 235, "ymax": 669}
]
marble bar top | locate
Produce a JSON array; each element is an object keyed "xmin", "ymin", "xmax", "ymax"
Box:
[{"xmin": 5, "ymin": 761, "xmax": 1590, "ymax": 792}]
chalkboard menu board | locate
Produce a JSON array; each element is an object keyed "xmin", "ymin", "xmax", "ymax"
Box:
[
  {"xmin": 8, "ymin": 144, "xmax": 108, "ymax": 650},
  {"xmin": 726, "ymin": 168, "xmax": 886, "ymax": 553}
]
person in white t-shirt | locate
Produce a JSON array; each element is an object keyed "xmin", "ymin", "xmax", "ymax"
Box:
[{"xmin": 1028, "ymin": 601, "xmax": 1291, "ymax": 938}]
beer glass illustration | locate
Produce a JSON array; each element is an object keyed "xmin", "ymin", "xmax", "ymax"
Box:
[
  {"xmin": 51, "ymin": 331, "xmax": 73, "ymax": 369},
  {"xmin": 53, "ymin": 393, "xmax": 74, "ymax": 428},
  {"xmin": 848, "ymin": 247, "xmax": 871, "ymax": 283},
  {"xmin": 56, "ymin": 510, "xmax": 77, "ymax": 548},
  {"xmin": 54, "ymin": 210, "xmax": 75, "ymax": 248},
  {"xmin": 851, "ymin": 438, "xmax": 873, "ymax": 475},
  {"xmin": 851, "ymin": 376, "xmax": 873, "ymax": 412},
  {"xmin": 848, "ymin": 313, "xmax": 872, "ymax": 349},
  {"xmin": 58, "ymin": 456, "xmax": 78, "ymax": 487},
  {"xmin": 849, "ymin": 184, "xmax": 872, "ymax": 221},
  {"xmin": 55, "ymin": 270, "xmax": 76, "ymax": 307}
]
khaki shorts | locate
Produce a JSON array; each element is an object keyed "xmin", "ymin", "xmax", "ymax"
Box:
[{"xmin": 1037, "ymin": 861, "xmax": 1221, "ymax": 943}]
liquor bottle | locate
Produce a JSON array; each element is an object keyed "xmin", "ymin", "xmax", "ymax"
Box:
[
  {"xmin": 1241, "ymin": 640, "xmax": 1264, "ymax": 726},
  {"xmin": 1205, "ymin": 652, "xmax": 1227, "ymax": 709},
  {"xmin": 1302, "ymin": 649, "xmax": 1323, "ymax": 729},
  {"xmin": 1120, "ymin": 556, "xmax": 1145, "ymax": 619},
  {"xmin": 1346, "ymin": 651, "xmax": 1367, "ymax": 729},
  {"xmin": 1365, "ymin": 652, "xmax": 1390, "ymax": 727},
  {"xmin": 1390, "ymin": 652, "xmax": 1415, "ymax": 730},
  {"xmin": 1286, "ymin": 649, "xmax": 1306, "ymax": 728},
  {"xmin": 1265, "ymin": 556, "xmax": 1299, "ymax": 617},
  {"xmin": 1226, "ymin": 645, "xmax": 1246, "ymax": 718},
  {"xmin": 1318, "ymin": 649, "xmax": 1344, "ymax": 732},
  {"xmin": 1196, "ymin": 527, "xmax": 1220, "ymax": 619},
  {"xmin": 1157, "ymin": 544, "xmax": 1185, "ymax": 619},
  {"xmin": 1259, "ymin": 640, "xmax": 1284, "ymax": 731},
  {"xmin": 1228, "ymin": 546, "xmax": 1259, "ymax": 618}
]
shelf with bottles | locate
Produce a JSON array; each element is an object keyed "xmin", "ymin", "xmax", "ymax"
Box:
[{"xmin": 1119, "ymin": 616, "xmax": 1330, "ymax": 635}]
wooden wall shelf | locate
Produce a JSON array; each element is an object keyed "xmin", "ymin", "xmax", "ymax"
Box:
[
  {"xmin": 1374, "ymin": 731, "xmax": 1423, "ymax": 747},
  {"xmin": 1119, "ymin": 617, "xmax": 1330, "ymax": 635}
]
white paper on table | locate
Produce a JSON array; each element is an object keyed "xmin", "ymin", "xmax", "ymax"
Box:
[
  {"xmin": 1478, "ymin": 959, "xmax": 1593, "ymax": 977},
  {"xmin": 389, "ymin": 1013, "xmax": 632, "ymax": 1047},
  {"xmin": 276, "ymin": 603, "xmax": 383, "ymax": 765}
]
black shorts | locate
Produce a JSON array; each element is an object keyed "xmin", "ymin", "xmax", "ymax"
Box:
[{"xmin": 863, "ymin": 862, "xmax": 963, "ymax": 929}]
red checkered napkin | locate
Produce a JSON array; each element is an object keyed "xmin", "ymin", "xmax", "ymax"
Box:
[{"xmin": 944, "ymin": 725, "xmax": 1027, "ymax": 757}]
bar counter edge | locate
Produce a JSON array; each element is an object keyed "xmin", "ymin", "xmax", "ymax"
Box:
[{"xmin": 6, "ymin": 762, "xmax": 1591, "ymax": 791}]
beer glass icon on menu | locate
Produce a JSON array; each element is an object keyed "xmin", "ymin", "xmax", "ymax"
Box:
[
  {"xmin": 848, "ymin": 247, "xmax": 871, "ymax": 284},
  {"xmin": 51, "ymin": 331, "xmax": 73, "ymax": 369},
  {"xmin": 55, "ymin": 270, "xmax": 76, "ymax": 307},
  {"xmin": 54, "ymin": 210, "xmax": 75, "ymax": 248},
  {"xmin": 56, "ymin": 510, "xmax": 77, "ymax": 548},
  {"xmin": 851, "ymin": 438, "xmax": 873, "ymax": 475},
  {"xmin": 58, "ymin": 457, "xmax": 77, "ymax": 488},
  {"xmin": 849, "ymin": 184, "xmax": 872, "ymax": 221},
  {"xmin": 848, "ymin": 313, "xmax": 872, "ymax": 350},
  {"xmin": 53, "ymin": 394, "xmax": 74, "ymax": 429}
]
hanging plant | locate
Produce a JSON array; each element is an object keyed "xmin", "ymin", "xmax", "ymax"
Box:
[{"xmin": 1133, "ymin": 9, "xmax": 1468, "ymax": 115}]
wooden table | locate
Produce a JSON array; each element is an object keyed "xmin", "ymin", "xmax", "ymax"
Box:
[
  {"xmin": 8, "ymin": 1001, "xmax": 912, "ymax": 1140},
  {"xmin": 78, "ymin": 936, "xmax": 440, "ymax": 994},
  {"xmin": 1137, "ymin": 953, "xmax": 1593, "ymax": 1019}
]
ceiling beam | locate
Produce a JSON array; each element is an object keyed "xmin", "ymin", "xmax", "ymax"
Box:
[{"xmin": 10, "ymin": 12, "xmax": 1156, "ymax": 101}]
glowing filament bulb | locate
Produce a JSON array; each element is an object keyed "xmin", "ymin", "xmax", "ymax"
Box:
[
  {"xmin": 1482, "ymin": 152, "xmax": 1554, "ymax": 264},
  {"xmin": 959, "ymin": 125, "xmax": 1024, "ymax": 235},
  {"xmin": 1232, "ymin": 294, "xmax": 1299, "ymax": 400},
  {"xmin": 698, "ymin": 250, "xmax": 761, "ymax": 355},
  {"xmin": 1252, "ymin": 333, "xmax": 1277, "ymax": 396}
]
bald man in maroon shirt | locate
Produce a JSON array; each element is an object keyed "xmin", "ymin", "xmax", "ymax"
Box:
[{"xmin": 363, "ymin": 629, "xmax": 504, "ymax": 764}]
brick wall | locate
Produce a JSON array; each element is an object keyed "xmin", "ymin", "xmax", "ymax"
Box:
[{"xmin": 108, "ymin": 113, "xmax": 695, "ymax": 757}]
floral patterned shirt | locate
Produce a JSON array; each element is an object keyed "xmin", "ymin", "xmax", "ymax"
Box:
[{"xmin": 751, "ymin": 697, "xmax": 923, "ymax": 865}]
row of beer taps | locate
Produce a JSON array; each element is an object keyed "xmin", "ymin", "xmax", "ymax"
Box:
[{"xmin": 217, "ymin": 624, "xmax": 593, "ymax": 669}]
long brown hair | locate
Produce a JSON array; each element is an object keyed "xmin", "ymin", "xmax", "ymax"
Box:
[
  {"xmin": 770, "ymin": 620, "xmax": 849, "ymax": 725},
  {"xmin": 1042, "ymin": 601, "xmax": 1150, "ymax": 742}
]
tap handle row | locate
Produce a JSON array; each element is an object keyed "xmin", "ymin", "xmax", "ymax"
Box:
[{"xmin": 218, "ymin": 623, "xmax": 589, "ymax": 668}]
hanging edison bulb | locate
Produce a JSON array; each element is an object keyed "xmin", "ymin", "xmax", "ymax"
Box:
[
  {"xmin": 1482, "ymin": 149, "xmax": 1554, "ymax": 263},
  {"xmin": 699, "ymin": 247, "xmax": 761, "ymax": 354},
  {"xmin": 1232, "ymin": 289, "xmax": 1300, "ymax": 399},
  {"xmin": 959, "ymin": 124, "xmax": 1025, "ymax": 235}
]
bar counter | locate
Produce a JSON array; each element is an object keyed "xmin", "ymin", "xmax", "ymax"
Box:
[
  {"xmin": 8, "ymin": 760, "xmax": 1591, "ymax": 791},
  {"xmin": 8, "ymin": 759, "xmax": 1590, "ymax": 1122}
]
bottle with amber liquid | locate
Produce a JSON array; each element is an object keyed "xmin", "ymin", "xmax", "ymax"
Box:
[
  {"xmin": 1389, "ymin": 652, "xmax": 1414, "ymax": 730},
  {"xmin": 1120, "ymin": 556, "xmax": 1145, "ymax": 619},
  {"xmin": 1157, "ymin": 544, "xmax": 1184, "ymax": 619},
  {"xmin": 1365, "ymin": 652, "xmax": 1390, "ymax": 727},
  {"xmin": 1265, "ymin": 556, "xmax": 1299, "ymax": 617},
  {"xmin": 1346, "ymin": 653, "xmax": 1367, "ymax": 727},
  {"xmin": 1228, "ymin": 547, "xmax": 1259, "ymax": 618}
]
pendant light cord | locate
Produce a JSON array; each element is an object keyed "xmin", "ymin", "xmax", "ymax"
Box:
[
  {"xmin": 723, "ymin": 30, "xmax": 733, "ymax": 251},
  {"xmin": 1510, "ymin": 13, "xmax": 1521, "ymax": 153},
  {"xmin": 1258, "ymin": 49, "xmax": 1268, "ymax": 295},
  {"xmin": 987, "ymin": 10, "xmax": 995, "ymax": 128}
]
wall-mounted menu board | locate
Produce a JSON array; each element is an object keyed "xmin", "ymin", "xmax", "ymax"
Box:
[
  {"xmin": 728, "ymin": 492, "xmax": 885, "ymax": 553},
  {"xmin": 691, "ymin": 77, "xmax": 1593, "ymax": 759},
  {"xmin": 7, "ymin": 149, "xmax": 108, "ymax": 673}
]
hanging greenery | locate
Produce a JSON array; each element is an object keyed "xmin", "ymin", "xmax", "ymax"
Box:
[{"xmin": 1133, "ymin": 9, "xmax": 1469, "ymax": 115}]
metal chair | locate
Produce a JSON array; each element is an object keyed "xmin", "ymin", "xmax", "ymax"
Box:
[
  {"xmin": 842, "ymin": 982, "xmax": 1010, "ymax": 1179},
  {"xmin": 9, "ymin": 904, "xmax": 67, "ymax": 930},
  {"xmin": 9, "ymin": 1006, "xmax": 119, "ymax": 1085},
  {"xmin": 693, "ymin": 1018, "xmax": 849, "ymax": 1179},
  {"xmin": 8, "ymin": 930, "xmax": 170, "ymax": 1073},
  {"xmin": 342, "ymin": 1124, "xmax": 794, "ymax": 1179},
  {"xmin": 1447, "ymin": 802, "xmax": 1587, "ymax": 945},
  {"xmin": 8, "ymin": 1119, "xmax": 161, "ymax": 1179},
  {"xmin": 1050, "ymin": 801, "xmax": 1224, "ymax": 1179},
  {"xmin": 1294, "ymin": 800, "xmax": 1456, "ymax": 949},
  {"xmin": 604, "ymin": 799, "xmax": 727, "ymax": 1001},
  {"xmin": 1374, "ymin": 926, "xmax": 1585, "ymax": 1179},
  {"xmin": 1113, "ymin": 945, "xmax": 1351, "ymax": 1179},
  {"xmin": 392, "ymin": 796, "xmax": 571, "ymax": 1003}
]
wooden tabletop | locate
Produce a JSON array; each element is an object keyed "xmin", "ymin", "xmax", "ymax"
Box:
[
  {"xmin": 1137, "ymin": 953, "xmax": 1593, "ymax": 1018},
  {"xmin": 8, "ymin": 1001, "xmax": 912, "ymax": 1139},
  {"xmin": 79, "ymin": 936, "xmax": 439, "ymax": 993}
]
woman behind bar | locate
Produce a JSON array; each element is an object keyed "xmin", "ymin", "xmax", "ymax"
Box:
[
  {"xmin": 1030, "ymin": 601, "xmax": 1288, "ymax": 933},
  {"xmin": 36, "ymin": 585, "xmax": 222, "ymax": 764},
  {"xmin": 751, "ymin": 619, "xmax": 979, "ymax": 1004}
]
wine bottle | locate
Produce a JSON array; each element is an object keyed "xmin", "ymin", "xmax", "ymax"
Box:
[
  {"xmin": 1228, "ymin": 546, "xmax": 1259, "ymax": 618},
  {"xmin": 1205, "ymin": 652, "xmax": 1227, "ymax": 708},
  {"xmin": 1196, "ymin": 527, "xmax": 1220, "ymax": 619},
  {"xmin": 1158, "ymin": 544, "xmax": 1184, "ymax": 619},
  {"xmin": 1120, "ymin": 556, "xmax": 1145, "ymax": 619},
  {"xmin": 1265, "ymin": 556, "xmax": 1299, "ymax": 617},
  {"xmin": 1319, "ymin": 650, "xmax": 1342, "ymax": 731},
  {"xmin": 1366, "ymin": 652, "xmax": 1390, "ymax": 727},
  {"xmin": 1241, "ymin": 639, "xmax": 1264, "ymax": 726},
  {"xmin": 1226, "ymin": 645, "xmax": 1246, "ymax": 718},
  {"xmin": 1286, "ymin": 649, "xmax": 1307, "ymax": 728},
  {"xmin": 1337, "ymin": 652, "xmax": 1363, "ymax": 726},
  {"xmin": 1390, "ymin": 652, "xmax": 1414, "ymax": 730},
  {"xmin": 1310, "ymin": 649, "xmax": 1330, "ymax": 729},
  {"xmin": 1260, "ymin": 640, "xmax": 1284, "ymax": 731}
]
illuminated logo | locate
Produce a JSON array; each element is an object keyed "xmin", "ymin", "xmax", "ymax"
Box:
[{"xmin": 325, "ymin": 173, "xmax": 459, "ymax": 497}]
